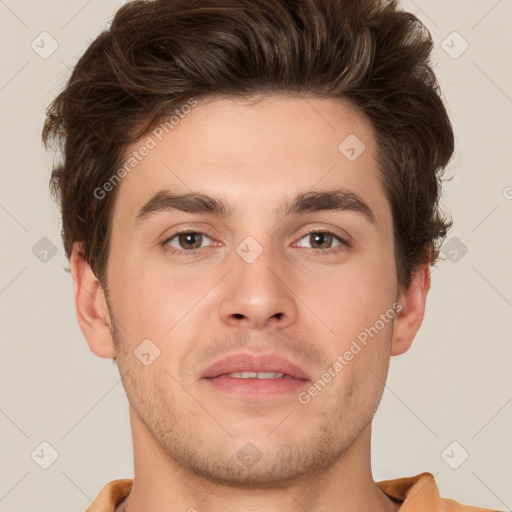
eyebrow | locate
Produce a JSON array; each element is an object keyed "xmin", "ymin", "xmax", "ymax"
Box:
[{"xmin": 135, "ymin": 188, "xmax": 376, "ymax": 225}]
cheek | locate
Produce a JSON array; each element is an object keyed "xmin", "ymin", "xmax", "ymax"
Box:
[
  {"xmin": 108, "ymin": 258, "xmax": 168, "ymax": 340},
  {"xmin": 110, "ymin": 255, "xmax": 215, "ymax": 347},
  {"xmin": 295, "ymin": 251, "xmax": 397, "ymax": 341}
]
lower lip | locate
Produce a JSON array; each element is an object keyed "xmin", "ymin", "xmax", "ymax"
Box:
[{"xmin": 203, "ymin": 375, "xmax": 309, "ymax": 397}]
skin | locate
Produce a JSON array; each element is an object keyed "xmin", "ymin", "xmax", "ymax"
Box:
[{"xmin": 71, "ymin": 95, "xmax": 430, "ymax": 512}]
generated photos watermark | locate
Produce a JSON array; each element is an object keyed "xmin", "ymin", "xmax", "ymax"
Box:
[
  {"xmin": 93, "ymin": 97, "xmax": 198, "ymax": 200},
  {"xmin": 297, "ymin": 301, "xmax": 403, "ymax": 405}
]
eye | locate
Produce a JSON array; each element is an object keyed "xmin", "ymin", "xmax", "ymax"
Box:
[
  {"xmin": 161, "ymin": 229, "xmax": 350, "ymax": 258},
  {"xmin": 294, "ymin": 230, "xmax": 349, "ymax": 255},
  {"xmin": 163, "ymin": 231, "xmax": 213, "ymax": 256}
]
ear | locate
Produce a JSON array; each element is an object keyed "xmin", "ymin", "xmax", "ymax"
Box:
[
  {"xmin": 390, "ymin": 262, "xmax": 431, "ymax": 356},
  {"xmin": 70, "ymin": 242, "xmax": 116, "ymax": 359}
]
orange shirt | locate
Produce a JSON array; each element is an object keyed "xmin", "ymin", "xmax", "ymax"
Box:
[{"xmin": 86, "ymin": 472, "xmax": 500, "ymax": 511}]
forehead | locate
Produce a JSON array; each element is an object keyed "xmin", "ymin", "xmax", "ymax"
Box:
[{"xmin": 111, "ymin": 94, "xmax": 389, "ymax": 230}]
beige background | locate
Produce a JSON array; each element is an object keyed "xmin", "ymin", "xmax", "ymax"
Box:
[{"xmin": 0, "ymin": 1, "xmax": 511, "ymax": 510}]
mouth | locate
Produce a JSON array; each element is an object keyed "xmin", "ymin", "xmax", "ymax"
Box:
[
  {"xmin": 201, "ymin": 352, "xmax": 311, "ymax": 398},
  {"xmin": 218, "ymin": 371, "xmax": 290, "ymax": 379}
]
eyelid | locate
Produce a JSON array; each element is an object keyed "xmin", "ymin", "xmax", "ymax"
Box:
[
  {"xmin": 161, "ymin": 226, "xmax": 351, "ymax": 257},
  {"xmin": 160, "ymin": 224, "xmax": 219, "ymax": 243},
  {"xmin": 161, "ymin": 226, "xmax": 349, "ymax": 243},
  {"xmin": 162, "ymin": 229, "xmax": 216, "ymax": 248},
  {"xmin": 294, "ymin": 226, "xmax": 352, "ymax": 247}
]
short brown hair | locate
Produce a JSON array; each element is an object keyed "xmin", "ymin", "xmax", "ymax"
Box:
[{"xmin": 42, "ymin": 0, "xmax": 454, "ymax": 295}]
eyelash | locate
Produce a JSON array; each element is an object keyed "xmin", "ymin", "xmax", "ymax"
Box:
[{"xmin": 161, "ymin": 229, "xmax": 350, "ymax": 258}]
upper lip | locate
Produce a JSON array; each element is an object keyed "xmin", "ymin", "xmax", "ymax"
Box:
[{"xmin": 201, "ymin": 352, "xmax": 311, "ymax": 380}]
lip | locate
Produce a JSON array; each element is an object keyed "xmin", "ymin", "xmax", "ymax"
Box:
[{"xmin": 200, "ymin": 352, "xmax": 311, "ymax": 380}]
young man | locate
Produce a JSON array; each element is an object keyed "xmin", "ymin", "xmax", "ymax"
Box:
[{"xmin": 43, "ymin": 0, "xmax": 499, "ymax": 510}]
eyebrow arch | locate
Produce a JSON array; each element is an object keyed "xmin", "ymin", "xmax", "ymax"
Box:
[{"xmin": 135, "ymin": 188, "xmax": 376, "ymax": 225}]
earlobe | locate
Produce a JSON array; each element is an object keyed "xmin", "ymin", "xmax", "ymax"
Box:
[
  {"xmin": 70, "ymin": 242, "xmax": 116, "ymax": 359},
  {"xmin": 390, "ymin": 263, "xmax": 431, "ymax": 356}
]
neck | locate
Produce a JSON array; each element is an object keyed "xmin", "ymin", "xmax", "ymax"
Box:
[{"xmin": 116, "ymin": 409, "xmax": 401, "ymax": 512}]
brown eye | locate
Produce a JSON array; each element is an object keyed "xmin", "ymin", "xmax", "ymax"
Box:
[
  {"xmin": 296, "ymin": 231, "xmax": 346, "ymax": 251},
  {"xmin": 308, "ymin": 232, "xmax": 334, "ymax": 249},
  {"xmin": 165, "ymin": 232, "xmax": 212, "ymax": 251}
]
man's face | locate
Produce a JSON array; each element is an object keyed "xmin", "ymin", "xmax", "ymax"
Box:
[{"xmin": 105, "ymin": 95, "xmax": 398, "ymax": 486}]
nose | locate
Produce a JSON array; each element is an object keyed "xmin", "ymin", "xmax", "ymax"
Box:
[{"xmin": 218, "ymin": 244, "xmax": 298, "ymax": 330}]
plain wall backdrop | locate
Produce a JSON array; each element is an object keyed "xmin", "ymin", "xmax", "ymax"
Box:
[{"xmin": 0, "ymin": 1, "xmax": 511, "ymax": 510}]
